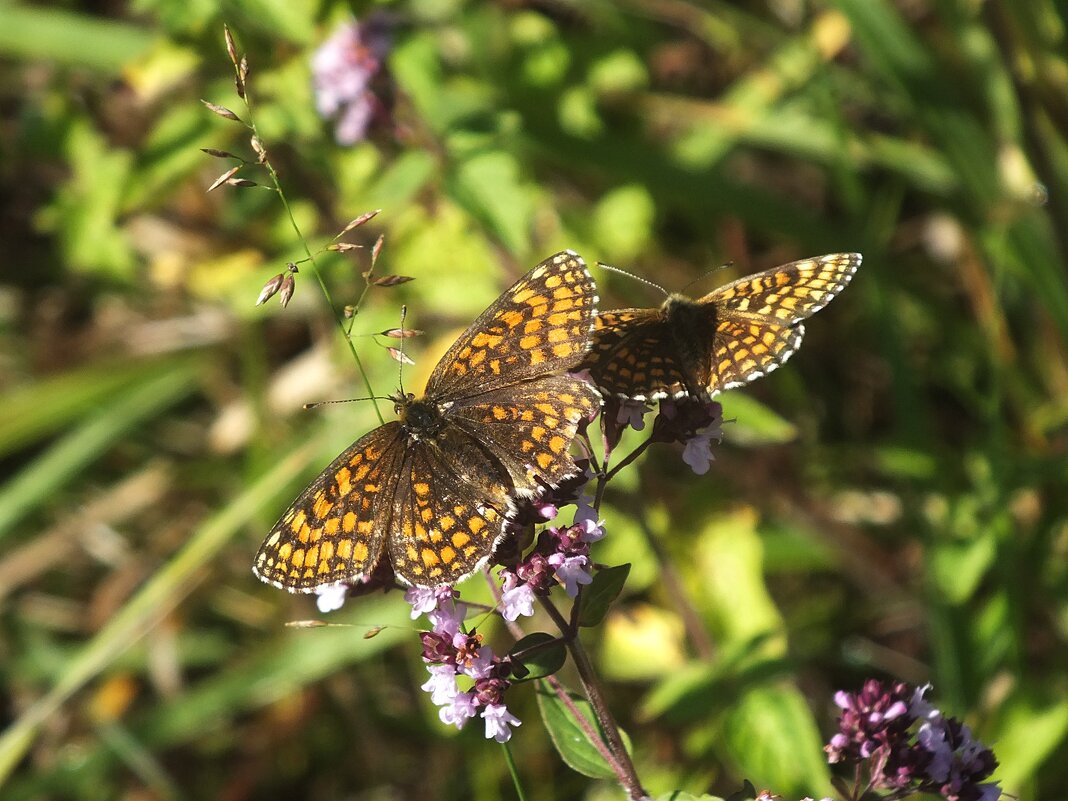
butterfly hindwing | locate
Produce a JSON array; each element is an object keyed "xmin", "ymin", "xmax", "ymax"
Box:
[{"xmin": 448, "ymin": 374, "xmax": 602, "ymax": 491}]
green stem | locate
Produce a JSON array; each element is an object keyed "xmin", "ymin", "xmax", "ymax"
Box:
[
  {"xmin": 500, "ymin": 740, "xmax": 529, "ymax": 801},
  {"xmin": 236, "ymin": 62, "xmax": 384, "ymax": 424}
]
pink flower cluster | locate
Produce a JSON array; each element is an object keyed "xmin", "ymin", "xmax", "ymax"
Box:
[
  {"xmin": 407, "ymin": 587, "xmax": 521, "ymax": 743},
  {"xmin": 311, "ymin": 18, "xmax": 390, "ymax": 144}
]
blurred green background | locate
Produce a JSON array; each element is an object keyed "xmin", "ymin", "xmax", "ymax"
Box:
[{"xmin": 2, "ymin": 1, "xmax": 1067, "ymax": 799}]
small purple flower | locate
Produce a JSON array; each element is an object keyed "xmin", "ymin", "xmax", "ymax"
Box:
[
  {"xmin": 500, "ymin": 572, "xmax": 536, "ymax": 621},
  {"xmin": 315, "ymin": 581, "xmax": 348, "ymax": 613},
  {"xmin": 575, "ymin": 516, "xmax": 605, "ymax": 543},
  {"xmin": 404, "ymin": 586, "xmax": 439, "ymax": 617},
  {"xmin": 549, "ymin": 553, "xmax": 593, "ymax": 597},
  {"xmin": 311, "ymin": 17, "xmax": 391, "ymax": 145},
  {"xmin": 421, "ymin": 665, "xmax": 459, "ymax": 705},
  {"xmin": 652, "ymin": 397, "xmax": 723, "ymax": 474},
  {"xmin": 482, "ymin": 703, "xmax": 522, "ymax": 743},
  {"xmin": 617, "ymin": 398, "xmax": 652, "ymax": 431},
  {"xmin": 439, "ymin": 691, "xmax": 479, "ymax": 729}
]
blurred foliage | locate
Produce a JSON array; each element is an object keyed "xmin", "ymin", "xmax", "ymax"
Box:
[{"xmin": 1, "ymin": 1, "xmax": 1067, "ymax": 799}]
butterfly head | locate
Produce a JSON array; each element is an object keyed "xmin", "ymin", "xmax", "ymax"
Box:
[
  {"xmin": 661, "ymin": 293, "xmax": 704, "ymax": 325},
  {"xmin": 396, "ymin": 394, "xmax": 447, "ymax": 441}
]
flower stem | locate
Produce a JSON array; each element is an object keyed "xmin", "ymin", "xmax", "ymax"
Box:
[
  {"xmin": 500, "ymin": 740, "xmax": 529, "ymax": 801},
  {"xmin": 233, "ymin": 58, "xmax": 384, "ymax": 425},
  {"xmin": 539, "ymin": 596, "xmax": 648, "ymax": 801}
]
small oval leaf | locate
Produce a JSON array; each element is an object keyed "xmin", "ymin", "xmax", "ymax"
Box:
[
  {"xmin": 508, "ymin": 632, "xmax": 566, "ymax": 681},
  {"xmin": 578, "ymin": 563, "xmax": 630, "ymax": 627},
  {"xmin": 536, "ymin": 683, "xmax": 620, "ymax": 780}
]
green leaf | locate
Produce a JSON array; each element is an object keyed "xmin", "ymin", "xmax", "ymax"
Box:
[
  {"xmin": 0, "ymin": 6, "xmax": 151, "ymax": 71},
  {"xmin": 508, "ymin": 633, "xmax": 566, "ymax": 681},
  {"xmin": 721, "ymin": 685, "xmax": 831, "ymax": 797},
  {"xmin": 579, "ymin": 563, "xmax": 631, "ymax": 627},
  {"xmin": 536, "ymin": 682, "xmax": 626, "ymax": 780},
  {"xmin": 449, "ymin": 151, "xmax": 533, "ymax": 256},
  {"xmin": 717, "ymin": 393, "xmax": 797, "ymax": 446},
  {"xmin": 656, "ymin": 794, "xmax": 725, "ymax": 801}
]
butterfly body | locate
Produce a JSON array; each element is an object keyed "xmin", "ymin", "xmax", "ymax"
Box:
[
  {"xmin": 581, "ymin": 253, "xmax": 861, "ymax": 401},
  {"xmin": 255, "ymin": 251, "xmax": 601, "ymax": 591}
]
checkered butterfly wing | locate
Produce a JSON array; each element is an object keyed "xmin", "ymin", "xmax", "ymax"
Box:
[
  {"xmin": 254, "ymin": 422, "xmax": 406, "ymax": 591},
  {"xmin": 425, "ymin": 250, "xmax": 598, "ymax": 402},
  {"xmin": 581, "ymin": 309, "xmax": 695, "ymax": 400},
  {"xmin": 700, "ymin": 253, "xmax": 861, "ymax": 395}
]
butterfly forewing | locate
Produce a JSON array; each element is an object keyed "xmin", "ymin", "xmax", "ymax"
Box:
[
  {"xmin": 426, "ymin": 250, "xmax": 598, "ymax": 401},
  {"xmin": 705, "ymin": 253, "xmax": 861, "ymax": 323},
  {"xmin": 254, "ymin": 422, "xmax": 406, "ymax": 591}
]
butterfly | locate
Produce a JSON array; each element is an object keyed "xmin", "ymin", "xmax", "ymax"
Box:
[
  {"xmin": 579, "ymin": 253, "xmax": 861, "ymax": 401},
  {"xmin": 254, "ymin": 251, "xmax": 601, "ymax": 590}
]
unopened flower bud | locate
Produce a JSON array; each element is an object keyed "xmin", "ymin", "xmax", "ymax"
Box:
[{"xmin": 256, "ymin": 273, "xmax": 285, "ymax": 305}]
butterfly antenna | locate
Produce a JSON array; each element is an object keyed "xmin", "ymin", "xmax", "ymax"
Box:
[
  {"xmin": 304, "ymin": 396, "xmax": 391, "ymax": 410},
  {"xmin": 397, "ymin": 304, "xmax": 408, "ymax": 395},
  {"xmin": 596, "ymin": 261, "xmax": 669, "ymax": 297},
  {"xmin": 681, "ymin": 261, "xmax": 733, "ymax": 293}
]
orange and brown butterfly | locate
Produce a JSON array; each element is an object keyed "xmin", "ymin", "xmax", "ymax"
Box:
[
  {"xmin": 579, "ymin": 253, "xmax": 861, "ymax": 401},
  {"xmin": 254, "ymin": 251, "xmax": 602, "ymax": 591}
]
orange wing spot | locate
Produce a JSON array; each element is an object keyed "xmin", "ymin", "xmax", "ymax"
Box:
[
  {"xmin": 535, "ymin": 451, "xmax": 554, "ymax": 470},
  {"xmin": 529, "ymin": 349, "xmax": 546, "ymax": 364},
  {"xmin": 498, "ymin": 309, "xmax": 524, "ymax": 328},
  {"xmin": 413, "ymin": 482, "xmax": 431, "ymax": 497},
  {"xmin": 472, "ymin": 332, "xmax": 503, "ymax": 349},
  {"xmin": 551, "ymin": 298, "xmax": 575, "ymax": 312},
  {"xmin": 440, "ymin": 515, "xmax": 455, "ymax": 531},
  {"xmin": 489, "ymin": 359, "xmax": 501, "ymax": 374},
  {"xmin": 342, "ymin": 512, "xmax": 357, "ymax": 532},
  {"xmin": 736, "ymin": 348, "xmax": 750, "ymax": 361},
  {"xmin": 468, "ymin": 348, "xmax": 487, "ymax": 368},
  {"xmin": 453, "ymin": 504, "xmax": 467, "ymax": 517},
  {"xmin": 290, "ymin": 510, "xmax": 307, "ymax": 531},
  {"xmin": 523, "ymin": 319, "xmax": 545, "ymax": 335},
  {"xmin": 543, "ymin": 416, "xmax": 559, "ymax": 429},
  {"xmin": 302, "ymin": 568, "xmax": 314, "ymax": 578},
  {"xmin": 318, "ymin": 559, "xmax": 332, "ymax": 575},
  {"xmin": 440, "ymin": 546, "xmax": 456, "ymax": 564},
  {"xmin": 526, "ymin": 294, "xmax": 549, "ymax": 307},
  {"xmin": 278, "ymin": 543, "xmax": 293, "ymax": 561},
  {"xmin": 353, "ymin": 541, "xmax": 369, "ymax": 562},
  {"xmin": 308, "ymin": 527, "xmax": 322, "ymax": 544},
  {"xmin": 519, "ymin": 334, "xmax": 541, "ymax": 350},
  {"xmin": 520, "ymin": 410, "xmax": 534, "ymax": 421},
  {"xmin": 548, "ymin": 435, "xmax": 566, "ymax": 453},
  {"xmin": 492, "ymin": 405, "xmax": 510, "ymax": 420},
  {"xmin": 520, "ymin": 439, "xmax": 534, "ymax": 453},
  {"xmin": 547, "ymin": 328, "xmax": 568, "ymax": 343},
  {"xmin": 468, "ymin": 516, "xmax": 486, "ymax": 534},
  {"xmin": 312, "ymin": 495, "xmax": 333, "ymax": 519},
  {"xmin": 452, "ymin": 531, "xmax": 471, "ymax": 548},
  {"xmin": 552, "ymin": 343, "xmax": 574, "ymax": 358},
  {"xmin": 719, "ymin": 359, "xmax": 732, "ymax": 373},
  {"xmin": 352, "ymin": 462, "xmax": 370, "ymax": 481},
  {"xmin": 357, "ymin": 518, "xmax": 374, "ymax": 535},
  {"xmin": 544, "ymin": 274, "xmax": 563, "ymax": 289},
  {"xmin": 484, "ymin": 508, "xmax": 500, "ymax": 523},
  {"xmin": 420, "ymin": 507, "xmax": 434, "ymax": 523},
  {"xmin": 563, "ymin": 406, "xmax": 582, "ymax": 420},
  {"xmin": 337, "ymin": 539, "xmax": 353, "ymax": 559},
  {"xmin": 291, "ymin": 548, "xmax": 306, "ymax": 569},
  {"xmin": 551, "ymin": 284, "xmax": 573, "ymax": 298},
  {"xmin": 531, "ymin": 425, "xmax": 547, "ymax": 441},
  {"xmin": 512, "ymin": 288, "xmax": 535, "ymax": 303},
  {"xmin": 335, "ymin": 467, "xmax": 352, "ymax": 496},
  {"xmin": 297, "ymin": 524, "xmax": 311, "ymax": 544},
  {"xmin": 421, "ymin": 548, "xmax": 441, "ymax": 567}
]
